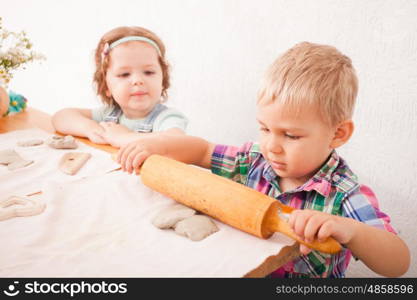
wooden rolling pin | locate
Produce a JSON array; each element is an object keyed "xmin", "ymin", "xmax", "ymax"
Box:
[{"xmin": 141, "ymin": 155, "xmax": 342, "ymax": 254}]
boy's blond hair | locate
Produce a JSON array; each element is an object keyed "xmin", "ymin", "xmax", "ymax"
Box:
[{"xmin": 257, "ymin": 42, "xmax": 358, "ymax": 126}]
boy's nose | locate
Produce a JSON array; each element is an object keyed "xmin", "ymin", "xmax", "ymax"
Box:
[{"xmin": 267, "ymin": 137, "xmax": 283, "ymax": 154}]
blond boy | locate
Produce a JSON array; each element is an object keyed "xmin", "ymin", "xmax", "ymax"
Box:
[{"xmin": 117, "ymin": 42, "xmax": 409, "ymax": 277}]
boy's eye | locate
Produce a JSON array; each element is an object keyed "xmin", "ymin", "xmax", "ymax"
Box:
[
  {"xmin": 285, "ymin": 133, "xmax": 300, "ymax": 140},
  {"xmin": 144, "ymin": 71, "xmax": 155, "ymax": 75}
]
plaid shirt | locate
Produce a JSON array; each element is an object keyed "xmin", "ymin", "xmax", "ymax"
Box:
[{"xmin": 211, "ymin": 142, "xmax": 396, "ymax": 278}]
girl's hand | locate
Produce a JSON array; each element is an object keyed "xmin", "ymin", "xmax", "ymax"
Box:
[
  {"xmin": 86, "ymin": 126, "xmax": 108, "ymax": 144},
  {"xmin": 117, "ymin": 136, "xmax": 166, "ymax": 173},
  {"xmin": 99, "ymin": 122, "xmax": 132, "ymax": 147},
  {"xmin": 288, "ymin": 209, "xmax": 356, "ymax": 255}
]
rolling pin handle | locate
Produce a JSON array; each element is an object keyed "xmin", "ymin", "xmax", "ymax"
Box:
[
  {"xmin": 265, "ymin": 206, "xmax": 342, "ymax": 254},
  {"xmin": 276, "ymin": 221, "xmax": 342, "ymax": 254}
]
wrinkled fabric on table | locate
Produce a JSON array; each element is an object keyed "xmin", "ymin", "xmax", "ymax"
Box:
[
  {"xmin": 0, "ymin": 171, "xmax": 293, "ymax": 277},
  {"xmin": 0, "ymin": 128, "xmax": 120, "ymax": 197}
]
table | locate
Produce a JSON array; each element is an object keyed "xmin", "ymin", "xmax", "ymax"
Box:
[
  {"xmin": 0, "ymin": 108, "xmax": 300, "ymax": 277},
  {"xmin": 0, "ymin": 108, "xmax": 116, "ymax": 153}
]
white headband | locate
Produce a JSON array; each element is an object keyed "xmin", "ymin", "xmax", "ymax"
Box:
[{"xmin": 102, "ymin": 36, "xmax": 162, "ymax": 59}]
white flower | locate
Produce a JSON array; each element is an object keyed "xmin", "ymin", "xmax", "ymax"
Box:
[{"xmin": 0, "ymin": 17, "xmax": 45, "ymax": 87}]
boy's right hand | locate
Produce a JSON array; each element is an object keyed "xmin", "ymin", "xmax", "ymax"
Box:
[
  {"xmin": 288, "ymin": 209, "xmax": 355, "ymax": 255},
  {"xmin": 117, "ymin": 136, "xmax": 166, "ymax": 173}
]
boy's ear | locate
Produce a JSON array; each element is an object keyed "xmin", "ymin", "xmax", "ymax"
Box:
[{"xmin": 330, "ymin": 120, "xmax": 354, "ymax": 149}]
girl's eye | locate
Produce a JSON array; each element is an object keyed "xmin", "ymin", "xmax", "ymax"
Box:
[
  {"xmin": 285, "ymin": 133, "xmax": 300, "ymax": 140},
  {"xmin": 118, "ymin": 73, "xmax": 130, "ymax": 78},
  {"xmin": 144, "ymin": 71, "xmax": 155, "ymax": 75},
  {"xmin": 260, "ymin": 127, "xmax": 270, "ymax": 133}
]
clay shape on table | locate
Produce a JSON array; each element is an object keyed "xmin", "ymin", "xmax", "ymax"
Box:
[
  {"xmin": 152, "ymin": 204, "xmax": 196, "ymax": 229},
  {"xmin": 0, "ymin": 149, "xmax": 34, "ymax": 171},
  {"xmin": 59, "ymin": 152, "xmax": 91, "ymax": 175},
  {"xmin": 174, "ymin": 215, "xmax": 219, "ymax": 241},
  {"xmin": 0, "ymin": 196, "xmax": 46, "ymax": 221},
  {"xmin": 46, "ymin": 135, "xmax": 78, "ymax": 149},
  {"xmin": 17, "ymin": 139, "xmax": 44, "ymax": 147}
]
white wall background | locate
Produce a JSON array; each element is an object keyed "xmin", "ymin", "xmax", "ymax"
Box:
[{"xmin": 2, "ymin": 0, "xmax": 416, "ymax": 277}]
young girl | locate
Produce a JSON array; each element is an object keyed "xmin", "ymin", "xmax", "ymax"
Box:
[{"xmin": 52, "ymin": 26, "xmax": 188, "ymax": 147}]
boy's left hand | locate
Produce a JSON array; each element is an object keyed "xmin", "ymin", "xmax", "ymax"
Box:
[
  {"xmin": 288, "ymin": 209, "xmax": 356, "ymax": 255},
  {"xmin": 117, "ymin": 135, "xmax": 166, "ymax": 173}
]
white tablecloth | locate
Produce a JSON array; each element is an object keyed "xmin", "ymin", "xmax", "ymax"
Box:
[
  {"xmin": 0, "ymin": 171, "xmax": 293, "ymax": 277},
  {"xmin": 0, "ymin": 128, "xmax": 120, "ymax": 197}
]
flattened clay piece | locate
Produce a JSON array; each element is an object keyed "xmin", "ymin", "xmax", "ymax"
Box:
[
  {"xmin": 0, "ymin": 196, "xmax": 46, "ymax": 221},
  {"xmin": 59, "ymin": 152, "xmax": 91, "ymax": 175},
  {"xmin": 7, "ymin": 159, "xmax": 34, "ymax": 171},
  {"xmin": 174, "ymin": 215, "xmax": 219, "ymax": 241},
  {"xmin": 46, "ymin": 135, "xmax": 77, "ymax": 149},
  {"xmin": 0, "ymin": 149, "xmax": 21, "ymax": 164},
  {"xmin": 0, "ymin": 149, "xmax": 34, "ymax": 171},
  {"xmin": 17, "ymin": 139, "xmax": 44, "ymax": 147},
  {"xmin": 152, "ymin": 204, "xmax": 196, "ymax": 229}
]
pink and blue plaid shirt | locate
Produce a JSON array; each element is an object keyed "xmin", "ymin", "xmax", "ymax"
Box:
[{"xmin": 211, "ymin": 142, "xmax": 396, "ymax": 278}]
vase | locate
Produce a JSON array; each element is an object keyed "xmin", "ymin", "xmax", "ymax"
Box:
[{"xmin": 0, "ymin": 85, "xmax": 10, "ymax": 117}]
